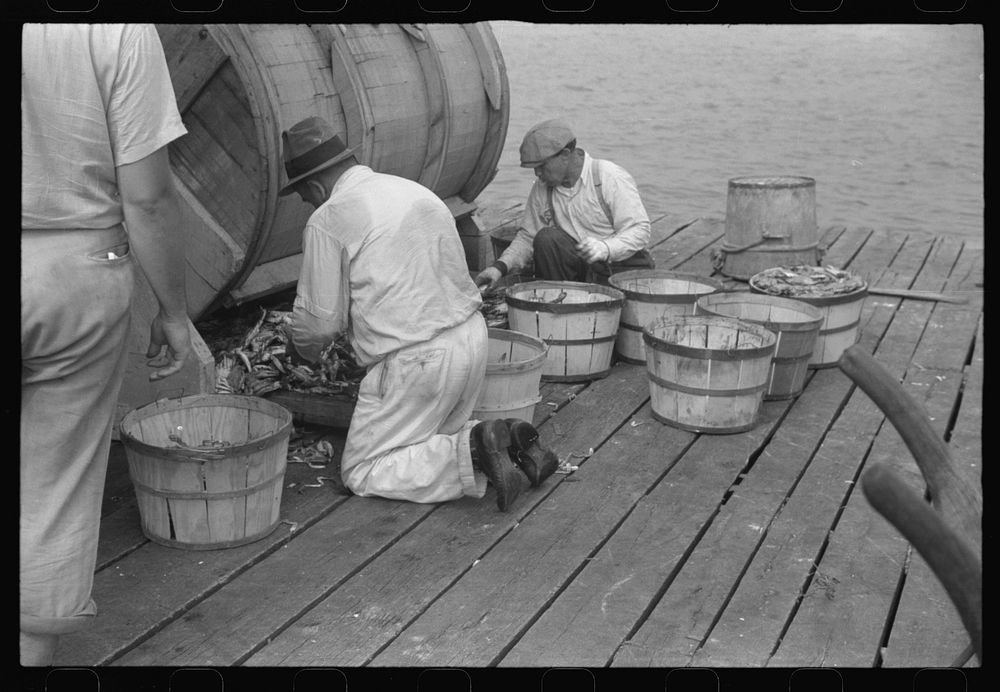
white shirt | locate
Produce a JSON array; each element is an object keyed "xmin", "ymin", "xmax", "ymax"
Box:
[
  {"xmin": 498, "ymin": 151, "xmax": 651, "ymax": 273},
  {"xmin": 291, "ymin": 166, "xmax": 482, "ymax": 366},
  {"xmin": 21, "ymin": 24, "xmax": 187, "ymax": 229}
]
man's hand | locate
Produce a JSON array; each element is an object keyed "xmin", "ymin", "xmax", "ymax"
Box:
[
  {"xmin": 576, "ymin": 237, "xmax": 611, "ymax": 264},
  {"xmin": 279, "ymin": 323, "xmax": 307, "ymax": 365},
  {"xmin": 146, "ymin": 310, "xmax": 192, "ymax": 381},
  {"xmin": 474, "ymin": 266, "xmax": 502, "ymax": 293}
]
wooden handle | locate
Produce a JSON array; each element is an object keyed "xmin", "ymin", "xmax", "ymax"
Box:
[
  {"xmin": 861, "ymin": 464, "xmax": 981, "ymax": 664},
  {"xmin": 837, "ymin": 345, "xmax": 982, "ymax": 550},
  {"xmin": 867, "ymin": 287, "xmax": 968, "ymax": 304}
]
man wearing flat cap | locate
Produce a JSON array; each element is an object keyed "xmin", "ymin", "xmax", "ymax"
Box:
[
  {"xmin": 476, "ymin": 119, "xmax": 654, "ymax": 290},
  {"xmin": 279, "ymin": 116, "xmax": 557, "ymax": 513}
]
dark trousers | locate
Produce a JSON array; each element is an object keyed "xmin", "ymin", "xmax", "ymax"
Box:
[{"xmin": 533, "ymin": 226, "xmax": 654, "ymax": 285}]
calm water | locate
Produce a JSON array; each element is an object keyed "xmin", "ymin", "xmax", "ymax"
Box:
[{"xmin": 476, "ymin": 23, "xmax": 984, "ymax": 244}]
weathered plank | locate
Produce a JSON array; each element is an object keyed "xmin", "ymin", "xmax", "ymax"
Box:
[
  {"xmin": 501, "ymin": 396, "xmax": 794, "ymax": 667},
  {"xmin": 650, "ymin": 217, "xmax": 725, "ymax": 270},
  {"xmin": 157, "ymin": 25, "xmax": 230, "ymax": 114},
  {"xmin": 648, "ymin": 212, "xmax": 699, "ymax": 247},
  {"xmin": 368, "ymin": 400, "xmax": 695, "ymax": 667},
  {"xmin": 263, "ymin": 390, "xmax": 355, "ymax": 430},
  {"xmin": 613, "ymin": 228, "xmax": 918, "ymax": 667},
  {"xmin": 684, "ymin": 233, "xmax": 948, "ymax": 667},
  {"xmin": 876, "ymin": 248, "xmax": 984, "ymax": 668},
  {"xmin": 535, "ymin": 381, "xmax": 588, "ymax": 428},
  {"xmin": 760, "ymin": 238, "xmax": 968, "ymax": 668},
  {"xmin": 610, "ymin": 369, "xmax": 844, "ymax": 668},
  {"xmin": 54, "ymin": 461, "xmax": 351, "ymax": 665},
  {"xmin": 112, "ymin": 495, "xmax": 432, "ymax": 666},
  {"xmin": 244, "ymin": 363, "xmax": 653, "ymax": 666}
]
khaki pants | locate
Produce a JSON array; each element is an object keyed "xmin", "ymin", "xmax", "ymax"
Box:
[
  {"xmin": 21, "ymin": 227, "xmax": 134, "ymax": 663},
  {"xmin": 341, "ymin": 312, "xmax": 489, "ymax": 503}
]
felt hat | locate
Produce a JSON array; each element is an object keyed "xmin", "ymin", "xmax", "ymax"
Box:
[
  {"xmin": 519, "ymin": 119, "xmax": 575, "ymax": 167},
  {"xmin": 279, "ymin": 116, "xmax": 359, "ymax": 196}
]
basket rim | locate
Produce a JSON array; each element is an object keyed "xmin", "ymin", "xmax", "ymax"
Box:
[
  {"xmin": 695, "ymin": 291, "xmax": 825, "ymax": 330},
  {"xmin": 642, "ymin": 314, "xmax": 778, "ymax": 360},
  {"xmin": 748, "ymin": 270, "xmax": 869, "ymax": 306},
  {"xmin": 728, "ymin": 175, "xmax": 816, "ymax": 188},
  {"xmin": 486, "ymin": 328, "xmax": 548, "ymax": 371},
  {"xmin": 119, "ymin": 394, "xmax": 293, "ymax": 461},
  {"xmin": 506, "ymin": 280, "xmax": 625, "ymax": 313},
  {"xmin": 608, "ymin": 270, "xmax": 725, "ymax": 302}
]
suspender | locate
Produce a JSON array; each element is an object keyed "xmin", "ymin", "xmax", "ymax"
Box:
[
  {"xmin": 591, "ymin": 159, "xmax": 615, "ymax": 226},
  {"xmin": 546, "ymin": 158, "xmax": 615, "ymax": 230}
]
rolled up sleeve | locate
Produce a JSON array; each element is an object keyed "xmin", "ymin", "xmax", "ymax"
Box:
[
  {"xmin": 601, "ymin": 169, "xmax": 651, "ymax": 261},
  {"xmin": 292, "ymin": 222, "xmax": 350, "ymax": 363}
]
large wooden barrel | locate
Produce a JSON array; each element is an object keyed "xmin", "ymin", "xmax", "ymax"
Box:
[
  {"xmin": 719, "ymin": 176, "xmax": 820, "ymax": 280},
  {"xmin": 157, "ymin": 23, "xmax": 510, "ymax": 319}
]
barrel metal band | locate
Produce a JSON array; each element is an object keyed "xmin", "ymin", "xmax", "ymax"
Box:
[
  {"xmin": 771, "ymin": 352, "xmax": 814, "ymax": 365},
  {"xmin": 721, "ymin": 240, "xmax": 819, "ymax": 255},
  {"xmin": 544, "ymin": 334, "xmax": 618, "ymax": 346},
  {"xmin": 818, "ymin": 319, "xmax": 861, "ymax": 336},
  {"xmin": 646, "ymin": 371, "xmax": 767, "ymax": 397},
  {"xmin": 131, "ymin": 471, "xmax": 284, "ymax": 501}
]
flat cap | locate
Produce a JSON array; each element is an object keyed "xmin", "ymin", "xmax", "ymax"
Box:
[{"xmin": 519, "ymin": 119, "xmax": 575, "ymax": 167}]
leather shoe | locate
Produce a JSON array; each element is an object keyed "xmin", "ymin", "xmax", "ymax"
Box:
[
  {"xmin": 504, "ymin": 419, "xmax": 559, "ymax": 488},
  {"xmin": 470, "ymin": 420, "xmax": 523, "ymax": 512}
]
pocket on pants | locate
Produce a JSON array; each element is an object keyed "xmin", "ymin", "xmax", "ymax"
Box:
[
  {"xmin": 379, "ymin": 347, "xmax": 448, "ymax": 401},
  {"xmin": 86, "ymin": 241, "xmax": 131, "ymax": 265}
]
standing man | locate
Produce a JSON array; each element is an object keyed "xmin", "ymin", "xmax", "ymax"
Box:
[
  {"xmin": 21, "ymin": 24, "xmax": 192, "ymax": 665},
  {"xmin": 280, "ymin": 117, "xmax": 557, "ymax": 515},
  {"xmin": 476, "ymin": 118, "xmax": 654, "ymax": 291}
]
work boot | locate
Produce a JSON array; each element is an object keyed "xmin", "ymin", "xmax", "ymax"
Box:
[
  {"xmin": 504, "ymin": 419, "xmax": 559, "ymax": 488},
  {"xmin": 470, "ymin": 420, "xmax": 523, "ymax": 512}
]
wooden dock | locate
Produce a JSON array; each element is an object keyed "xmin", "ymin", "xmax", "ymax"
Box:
[{"xmin": 46, "ymin": 212, "xmax": 982, "ymax": 685}]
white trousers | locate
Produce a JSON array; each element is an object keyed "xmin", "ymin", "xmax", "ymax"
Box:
[{"xmin": 341, "ymin": 312, "xmax": 488, "ymax": 503}]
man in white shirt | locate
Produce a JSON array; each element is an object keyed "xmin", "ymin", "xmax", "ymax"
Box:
[
  {"xmin": 476, "ymin": 119, "xmax": 654, "ymax": 290},
  {"xmin": 21, "ymin": 24, "xmax": 191, "ymax": 665},
  {"xmin": 280, "ymin": 117, "xmax": 558, "ymax": 515}
]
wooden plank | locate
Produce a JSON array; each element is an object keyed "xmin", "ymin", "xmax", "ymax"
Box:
[
  {"xmin": 651, "ymin": 217, "xmax": 725, "ymax": 270},
  {"xmin": 502, "ymin": 395, "xmax": 794, "ymax": 668},
  {"xmin": 244, "ymin": 363, "xmax": 653, "ymax": 666},
  {"xmin": 174, "ymin": 177, "xmax": 247, "ymax": 319},
  {"xmin": 647, "ymin": 212, "xmax": 699, "ymax": 247},
  {"xmin": 769, "ymin": 293, "xmax": 969, "ymax": 667},
  {"xmin": 878, "ymin": 249, "xmax": 983, "ymax": 668},
  {"xmin": 112, "ymin": 496, "xmax": 432, "ymax": 665},
  {"xmin": 675, "ymin": 231, "xmax": 947, "ymax": 666},
  {"xmin": 534, "ymin": 382, "xmax": 588, "ymax": 427},
  {"xmin": 367, "ymin": 403, "xmax": 694, "ymax": 667},
  {"xmin": 262, "ymin": 390, "xmax": 355, "ymax": 429},
  {"xmin": 156, "ymin": 24, "xmax": 230, "ymax": 114},
  {"xmin": 754, "ymin": 238, "xmax": 967, "ymax": 668},
  {"xmin": 612, "ymin": 228, "xmax": 916, "ymax": 667},
  {"xmin": 226, "ymin": 254, "xmax": 301, "ymax": 306},
  {"xmin": 54, "ymin": 459, "xmax": 351, "ymax": 665}
]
